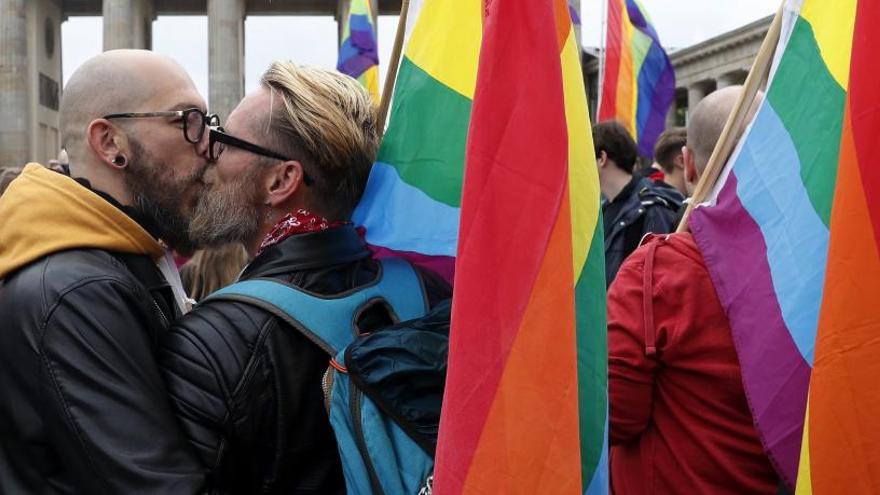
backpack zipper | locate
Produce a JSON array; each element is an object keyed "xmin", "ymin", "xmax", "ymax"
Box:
[{"xmin": 321, "ymin": 367, "xmax": 335, "ymax": 413}]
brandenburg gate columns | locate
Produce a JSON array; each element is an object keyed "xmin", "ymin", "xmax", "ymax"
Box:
[
  {"xmin": 208, "ymin": 0, "xmax": 245, "ymax": 121},
  {"xmin": 103, "ymin": 0, "xmax": 154, "ymax": 51},
  {"xmin": 0, "ymin": 0, "xmax": 62, "ymax": 168},
  {"xmin": 0, "ymin": 0, "xmax": 29, "ymax": 167}
]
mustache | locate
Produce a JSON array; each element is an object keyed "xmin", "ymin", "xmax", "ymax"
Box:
[{"xmin": 188, "ymin": 162, "xmax": 210, "ymax": 184}]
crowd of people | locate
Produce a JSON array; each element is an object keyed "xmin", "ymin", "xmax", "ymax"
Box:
[{"xmin": 0, "ymin": 49, "xmax": 780, "ymax": 494}]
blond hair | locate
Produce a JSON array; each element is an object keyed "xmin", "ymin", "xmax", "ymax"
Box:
[
  {"xmin": 180, "ymin": 243, "xmax": 249, "ymax": 302},
  {"xmin": 260, "ymin": 62, "xmax": 378, "ymax": 219}
]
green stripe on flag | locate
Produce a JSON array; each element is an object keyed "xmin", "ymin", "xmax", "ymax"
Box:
[
  {"xmin": 379, "ymin": 57, "xmax": 473, "ymax": 208},
  {"xmin": 767, "ymin": 17, "xmax": 846, "ymax": 227},
  {"xmin": 576, "ymin": 216, "xmax": 607, "ymax": 484}
]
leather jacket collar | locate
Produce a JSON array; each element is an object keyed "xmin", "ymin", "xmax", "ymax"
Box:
[{"xmin": 241, "ymin": 224, "xmax": 371, "ymax": 280}]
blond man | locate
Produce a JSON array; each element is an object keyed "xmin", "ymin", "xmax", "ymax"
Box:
[{"xmin": 158, "ymin": 62, "xmax": 451, "ymax": 494}]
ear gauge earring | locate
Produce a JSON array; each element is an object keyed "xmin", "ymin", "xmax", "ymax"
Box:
[{"xmin": 112, "ymin": 155, "xmax": 126, "ymax": 167}]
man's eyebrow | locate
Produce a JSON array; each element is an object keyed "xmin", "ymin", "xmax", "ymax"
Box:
[{"xmin": 166, "ymin": 103, "xmax": 206, "ymax": 112}]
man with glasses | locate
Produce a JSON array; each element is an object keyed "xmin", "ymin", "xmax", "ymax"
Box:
[
  {"xmin": 0, "ymin": 50, "xmax": 214, "ymax": 493},
  {"xmin": 158, "ymin": 61, "xmax": 451, "ymax": 493}
]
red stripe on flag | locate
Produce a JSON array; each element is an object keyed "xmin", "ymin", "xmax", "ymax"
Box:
[
  {"xmin": 849, "ymin": 0, "xmax": 880, "ymax": 248},
  {"xmin": 434, "ymin": 0, "xmax": 572, "ymax": 492},
  {"xmin": 598, "ymin": 0, "xmax": 623, "ymax": 121}
]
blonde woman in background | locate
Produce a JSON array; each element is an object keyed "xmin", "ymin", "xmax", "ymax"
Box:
[{"xmin": 180, "ymin": 243, "xmax": 249, "ymax": 302}]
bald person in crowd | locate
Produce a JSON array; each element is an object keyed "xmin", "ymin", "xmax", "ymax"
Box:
[
  {"xmin": 607, "ymin": 85, "xmax": 778, "ymax": 494},
  {"xmin": 683, "ymin": 86, "xmax": 762, "ymax": 195},
  {"xmin": 0, "ymin": 50, "xmax": 214, "ymax": 493}
]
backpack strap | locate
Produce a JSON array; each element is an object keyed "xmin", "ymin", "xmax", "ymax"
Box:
[
  {"xmin": 204, "ymin": 258, "xmax": 428, "ymax": 356},
  {"xmin": 642, "ymin": 236, "xmax": 666, "ymax": 357}
]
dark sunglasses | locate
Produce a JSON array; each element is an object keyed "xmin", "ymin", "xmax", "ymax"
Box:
[
  {"xmin": 209, "ymin": 127, "xmax": 314, "ymax": 186},
  {"xmin": 103, "ymin": 108, "xmax": 219, "ymax": 144}
]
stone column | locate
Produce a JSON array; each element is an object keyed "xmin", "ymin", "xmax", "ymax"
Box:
[
  {"xmin": 0, "ymin": 0, "xmax": 30, "ymax": 168},
  {"xmin": 131, "ymin": 0, "xmax": 154, "ymax": 50},
  {"xmin": 337, "ymin": 0, "xmax": 351, "ymax": 45},
  {"xmin": 666, "ymin": 98, "xmax": 677, "ymax": 129},
  {"xmin": 687, "ymin": 84, "xmax": 707, "ymax": 123},
  {"xmin": 104, "ymin": 0, "xmax": 153, "ymax": 51},
  {"xmin": 208, "ymin": 0, "xmax": 246, "ymax": 121},
  {"xmin": 103, "ymin": 0, "xmax": 134, "ymax": 50}
]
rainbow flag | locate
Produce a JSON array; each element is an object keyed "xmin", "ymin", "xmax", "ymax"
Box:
[
  {"xmin": 351, "ymin": 0, "xmax": 482, "ymax": 282},
  {"xmin": 433, "ymin": 0, "xmax": 607, "ymax": 493},
  {"xmin": 598, "ymin": 0, "xmax": 675, "ymax": 157},
  {"xmin": 337, "ymin": 0, "xmax": 380, "ymax": 102},
  {"xmin": 689, "ymin": 0, "xmax": 880, "ymax": 491}
]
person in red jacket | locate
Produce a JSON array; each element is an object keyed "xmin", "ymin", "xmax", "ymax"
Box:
[
  {"xmin": 607, "ymin": 234, "xmax": 778, "ymax": 494},
  {"xmin": 607, "ymin": 87, "xmax": 778, "ymax": 494}
]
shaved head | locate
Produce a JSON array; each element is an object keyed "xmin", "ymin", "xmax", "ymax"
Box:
[
  {"xmin": 57, "ymin": 49, "xmax": 211, "ymax": 252},
  {"xmin": 686, "ymin": 85, "xmax": 763, "ymax": 174},
  {"xmin": 60, "ymin": 50, "xmax": 199, "ymax": 167}
]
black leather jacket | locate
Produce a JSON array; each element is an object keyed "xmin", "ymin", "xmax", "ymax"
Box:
[
  {"xmin": 159, "ymin": 225, "xmax": 451, "ymax": 494},
  {"xmin": 0, "ymin": 249, "xmax": 206, "ymax": 494},
  {"xmin": 603, "ymin": 176, "xmax": 683, "ymax": 286}
]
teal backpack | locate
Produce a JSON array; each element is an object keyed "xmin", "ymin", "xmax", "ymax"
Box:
[{"xmin": 206, "ymin": 258, "xmax": 442, "ymax": 495}]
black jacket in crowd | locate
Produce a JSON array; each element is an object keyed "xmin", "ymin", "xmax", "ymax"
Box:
[
  {"xmin": 0, "ymin": 169, "xmax": 206, "ymax": 494},
  {"xmin": 158, "ymin": 225, "xmax": 452, "ymax": 494},
  {"xmin": 602, "ymin": 175, "xmax": 684, "ymax": 286}
]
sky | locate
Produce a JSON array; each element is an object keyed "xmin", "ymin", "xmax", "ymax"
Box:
[{"xmin": 61, "ymin": 1, "xmax": 776, "ymax": 103}]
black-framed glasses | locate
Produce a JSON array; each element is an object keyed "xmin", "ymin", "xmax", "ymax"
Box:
[
  {"xmin": 209, "ymin": 127, "xmax": 314, "ymax": 186},
  {"xmin": 103, "ymin": 108, "xmax": 220, "ymax": 144}
]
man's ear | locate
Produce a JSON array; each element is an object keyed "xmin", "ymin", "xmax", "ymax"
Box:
[
  {"xmin": 86, "ymin": 119, "xmax": 129, "ymax": 169},
  {"xmin": 264, "ymin": 160, "xmax": 307, "ymax": 207},
  {"xmin": 597, "ymin": 150, "xmax": 608, "ymax": 169},
  {"xmin": 673, "ymin": 151, "xmax": 686, "ymax": 171},
  {"xmin": 683, "ymin": 146, "xmax": 697, "ymax": 185}
]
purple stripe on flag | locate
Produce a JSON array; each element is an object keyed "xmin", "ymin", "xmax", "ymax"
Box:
[
  {"xmin": 689, "ymin": 171, "xmax": 811, "ymax": 487},
  {"xmin": 368, "ymin": 244, "xmax": 455, "ymax": 284},
  {"xmin": 568, "ymin": 4, "xmax": 581, "ymax": 26},
  {"xmin": 338, "ymin": 53, "xmax": 377, "ymax": 78}
]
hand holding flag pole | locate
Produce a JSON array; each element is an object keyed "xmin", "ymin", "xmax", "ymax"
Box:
[{"xmin": 677, "ymin": 4, "xmax": 783, "ymax": 232}]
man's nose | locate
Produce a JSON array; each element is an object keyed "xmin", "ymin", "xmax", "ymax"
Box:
[{"xmin": 195, "ymin": 125, "xmax": 212, "ymax": 158}]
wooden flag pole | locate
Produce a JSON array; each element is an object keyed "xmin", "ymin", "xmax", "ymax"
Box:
[
  {"xmin": 377, "ymin": 0, "xmax": 411, "ymax": 139},
  {"xmin": 676, "ymin": 4, "xmax": 784, "ymax": 232}
]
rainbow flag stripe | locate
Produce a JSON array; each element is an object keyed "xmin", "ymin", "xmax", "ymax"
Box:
[
  {"xmin": 690, "ymin": 0, "xmax": 880, "ymax": 490},
  {"xmin": 433, "ymin": 0, "xmax": 607, "ymax": 493},
  {"xmin": 598, "ymin": 0, "xmax": 675, "ymax": 157},
  {"xmin": 351, "ymin": 0, "xmax": 482, "ymax": 282},
  {"xmin": 337, "ymin": 0, "xmax": 380, "ymax": 102}
]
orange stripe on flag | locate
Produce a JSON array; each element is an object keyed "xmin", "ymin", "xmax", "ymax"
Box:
[
  {"xmin": 806, "ymin": 105, "xmax": 880, "ymax": 493},
  {"xmin": 462, "ymin": 186, "xmax": 582, "ymax": 494}
]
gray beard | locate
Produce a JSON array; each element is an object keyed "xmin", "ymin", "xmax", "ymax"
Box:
[{"xmin": 188, "ymin": 166, "xmax": 264, "ymax": 249}]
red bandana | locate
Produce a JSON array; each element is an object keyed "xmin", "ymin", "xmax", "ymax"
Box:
[{"xmin": 258, "ymin": 209, "xmax": 348, "ymax": 255}]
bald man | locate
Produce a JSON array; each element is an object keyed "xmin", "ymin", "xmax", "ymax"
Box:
[
  {"xmin": 0, "ymin": 50, "xmax": 212, "ymax": 493},
  {"xmin": 683, "ymin": 85, "xmax": 763, "ymax": 195},
  {"xmin": 606, "ymin": 85, "xmax": 777, "ymax": 494}
]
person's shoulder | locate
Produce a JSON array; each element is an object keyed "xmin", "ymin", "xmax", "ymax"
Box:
[
  {"xmin": 637, "ymin": 178, "xmax": 684, "ymax": 210},
  {"xmin": 618, "ymin": 233, "xmax": 707, "ymax": 280},
  {"xmin": 173, "ymin": 294, "xmax": 272, "ymax": 348},
  {"xmin": 5, "ymin": 249, "xmax": 138, "ymax": 305}
]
